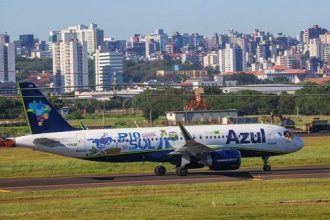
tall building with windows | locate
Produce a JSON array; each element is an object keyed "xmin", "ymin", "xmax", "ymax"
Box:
[
  {"xmin": 0, "ymin": 33, "xmax": 15, "ymax": 82},
  {"xmin": 48, "ymin": 31, "xmax": 61, "ymax": 53},
  {"xmin": 309, "ymin": 38, "xmax": 324, "ymax": 60},
  {"xmin": 94, "ymin": 48, "xmax": 123, "ymax": 92},
  {"xmin": 219, "ymin": 44, "xmax": 245, "ymax": 73},
  {"xmin": 52, "ymin": 33, "xmax": 88, "ymax": 93},
  {"xmin": 303, "ymin": 25, "xmax": 327, "ymax": 44},
  {"xmin": 18, "ymin": 34, "xmax": 34, "ymax": 56},
  {"xmin": 53, "ymin": 23, "xmax": 104, "ymax": 55},
  {"xmin": 145, "ymin": 29, "xmax": 167, "ymax": 59},
  {"xmin": 203, "ymin": 52, "xmax": 219, "ymax": 68}
]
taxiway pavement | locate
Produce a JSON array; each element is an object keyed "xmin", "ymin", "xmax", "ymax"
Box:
[{"xmin": 0, "ymin": 166, "xmax": 329, "ymax": 192}]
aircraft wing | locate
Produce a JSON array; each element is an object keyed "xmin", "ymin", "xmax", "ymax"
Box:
[
  {"xmin": 33, "ymin": 138, "xmax": 66, "ymax": 148},
  {"xmin": 169, "ymin": 123, "xmax": 215, "ymax": 158}
]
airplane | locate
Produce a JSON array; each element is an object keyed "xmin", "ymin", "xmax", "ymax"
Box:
[{"xmin": 15, "ymin": 82, "xmax": 304, "ymax": 176}]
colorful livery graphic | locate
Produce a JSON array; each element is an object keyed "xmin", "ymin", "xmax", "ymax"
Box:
[
  {"xmin": 15, "ymin": 82, "xmax": 304, "ymax": 176},
  {"xmin": 27, "ymin": 101, "xmax": 51, "ymax": 126}
]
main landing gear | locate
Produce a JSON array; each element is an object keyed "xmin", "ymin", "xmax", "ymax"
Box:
[
  {"xmin": 262, "ymin": 156, "xmax": 271, "ymax": 171},
  {"xmin": 176, "ymin": 166, "xmax": 188, "ymax": 176},
  {"xmin": 154, "ymin": 164, "xmax": 166, "ymax": 176}
]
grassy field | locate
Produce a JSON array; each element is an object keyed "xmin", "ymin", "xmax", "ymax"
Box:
[
  {"xmin": 0, "ymin": 179, "xmax": 329, "ymax": 219},
  {"xmin": 0, "ymin": 136, "xmax": 329, "ymax": 179}
]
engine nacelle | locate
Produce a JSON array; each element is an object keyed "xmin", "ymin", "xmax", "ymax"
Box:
[{"xmin": 205, "ymin": 149, "xmax": 241, "ymax": 171}]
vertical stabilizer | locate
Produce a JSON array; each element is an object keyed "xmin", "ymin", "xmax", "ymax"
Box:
[{"xmin": 19, "ymin": 82, "xmax": 78, "ymax": 134}]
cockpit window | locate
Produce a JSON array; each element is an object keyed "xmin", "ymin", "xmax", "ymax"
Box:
[{"xmin": 283, "ymin": 131, "xmax": 293, "ymax": 139}]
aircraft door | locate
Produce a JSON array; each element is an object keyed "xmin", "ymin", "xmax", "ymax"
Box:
[
  {"xmin": 266, "ymin": 127, "xmax": 277, "ymax": 144},
  {"xmin": 76, "ymin": 133, "xmax": 86, "ymax": 152}
]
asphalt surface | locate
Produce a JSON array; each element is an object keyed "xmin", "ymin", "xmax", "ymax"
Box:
[{"xmin": 0, "ymin": 166, "xmax": 329, "ymax": 192}]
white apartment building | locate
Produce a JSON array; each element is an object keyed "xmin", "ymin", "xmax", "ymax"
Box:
[
  {"xmin": 52, "ymin": 34, "xmax": 88, "ymax": 93},
  {"xmin": 320, "ymin": 32, "xmax": 330, "ymax": 44},
  {"xmin": 219, "ymin": 44, "xmax": 246, "ymax": 73},
  {"xmin": 203, "ymin": 52, "xmax": 219, "ymax": 68},
  {"xmin": 59, "ymin": 24, "xmax": 104, "ymax": 55},
  {"xmin": 0, "ymin": 41, "xmax": 15, "ymax": 82},
  {"xmin": 94, "ymin": 49, "xmax": 123, "ymax": 92},
  {"xmin": 145, "ymin": 29, "xmax": 168, "ymax": 59},
  {"xmin": 309, "ymin": 38, "xmax": 324, "ymax": 60}
]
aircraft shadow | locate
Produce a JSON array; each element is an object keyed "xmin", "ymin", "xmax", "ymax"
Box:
[{"xmin": 191, "ymin": 171, "xmax": 254, "ymax": 179}]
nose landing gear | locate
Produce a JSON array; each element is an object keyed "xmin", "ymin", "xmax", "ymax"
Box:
[{"xmin": 262, "ymin": 156, "xmax": 271, "ymax": 171}]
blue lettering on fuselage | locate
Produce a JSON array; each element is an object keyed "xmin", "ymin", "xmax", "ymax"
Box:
[
  {"xmin": 226, "ymin": 129, "xmax": 266, "ymax": 144},
  {"xmin": 89, "ymin": 132, "xmax": 174, "ymax": 152}
]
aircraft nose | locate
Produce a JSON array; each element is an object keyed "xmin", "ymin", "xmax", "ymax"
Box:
[{"xmin": 293, "ymin": 136, "xmax": 304, "ymax": 151}]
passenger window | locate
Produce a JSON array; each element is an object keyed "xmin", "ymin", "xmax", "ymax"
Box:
[{"xmin": 206, "ymin": 136, "xmax": 208, "ymax": 139}]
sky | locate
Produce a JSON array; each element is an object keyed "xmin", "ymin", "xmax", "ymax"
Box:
[{"xmin": 1, "ymin": 0, "xmax": 330, "ymax": 41}]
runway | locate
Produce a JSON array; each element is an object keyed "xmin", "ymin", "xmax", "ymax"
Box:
[{"xmin": 0, "ymin": 166, "xmax": 329, "ymax": 192}]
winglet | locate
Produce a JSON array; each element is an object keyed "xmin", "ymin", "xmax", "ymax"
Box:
[{"xmin": 178, "ymin": 122, "xmax": 194, "ymax": 142}]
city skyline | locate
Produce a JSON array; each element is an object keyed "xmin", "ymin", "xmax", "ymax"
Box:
[{"xmin": 1, "ymin": 0, "xmax": 330, "ymax": 41}]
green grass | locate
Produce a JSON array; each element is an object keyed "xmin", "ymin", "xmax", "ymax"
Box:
[
  {"xmin": 0, "ymin": 179, "xmax": 329, "ymax": 219},
  {"xmin": 0, "ymin": 136, "xmax": 329, "ymax": 179}
]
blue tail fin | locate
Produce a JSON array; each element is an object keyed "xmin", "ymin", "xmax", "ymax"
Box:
[{"xmin": 19, "ymin": 82, "xmax": 78, "ymax": 134}]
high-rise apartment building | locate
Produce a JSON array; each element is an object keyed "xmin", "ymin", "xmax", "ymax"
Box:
[
  {"xmin": 94, "ymin": 49, "xmax": 123, "ymax": 92},
  {"xmin": 309, "ymin": 38, "xmax": 324, "ymax": 60},
  {"xmin": 219, "ymin": 44, "xmax": 245, "ymax": 73},
  {"xmin": 18, "ymin": 34, "xmax": 34, "ymax": 56},
  {"xmin": 48, "ymin": 31, "xmax": 61, "ymax": 52},
  {"xmin": 0, "ymin": 34, "xmax": 10, "ymax": 44},
  {"xmin": 303, "ymin": 25, "xmax": 328, "ymax": 44},
  {"xmin": 0, "ymin": 33, "xmax": 15, "ymax": 82},
  {"xmin": 52, "ymin": 33, "xmax": 88, "ymax": 93},
  {"xmin": 320, "ymin": 32, "xmax": 330, "ymax": 44},
  {"xmin": 203, "ymin": 52, "xmax": 219, "ymax": 68},
  {"xmin": 54, "ymin": 24, "xmax": 104, "ymax": 55},
  {"xmin": 145, "ymin": 29, "xmax": 168, "ymax": 59}
]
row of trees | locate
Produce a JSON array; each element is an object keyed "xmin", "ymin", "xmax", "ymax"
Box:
[
  {"xmin": 1, "ymin": 86, "xmax": 329, "ymax": 121},
  {"xmin": 133, "ymin": 86, "xmax": 330, "ymax": 120}
]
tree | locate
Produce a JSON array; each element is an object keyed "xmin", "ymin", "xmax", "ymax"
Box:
[
  {"xmin": 226, "ymin": 73, "xmax": 260, "ymax": 85},
  {"xmin": 0, "ymin": 97, "xmax": 23, "ymax": 119},
  {"xmin": 49, "ymin": 97, "xmax": 64, "ymax": 110},
  {"xmin": 133, "ymin": 88, "xmax": 190, "ymax": 121}
]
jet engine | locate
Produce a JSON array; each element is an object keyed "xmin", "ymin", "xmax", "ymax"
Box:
[{"xmin": 204, "ymin": 149, "xmax": 241, "ymax": 171}]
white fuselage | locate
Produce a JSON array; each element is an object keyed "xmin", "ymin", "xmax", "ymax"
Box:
[{"xmin": 15, "ymin": 124, "xmax": 304, "ymax": 161}]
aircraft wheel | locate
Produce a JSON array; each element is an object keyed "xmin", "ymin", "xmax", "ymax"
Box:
[
  {"xmin": 154, "ymin": 165, "xmax": 166, "ymax": 176},
  {"xmin": 263, "ymin": 165, "xmax": 271, "ymax": 172},
  {"xmin": 176, "ymin": 167, "xmax": 188, "ymax": 176}
]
